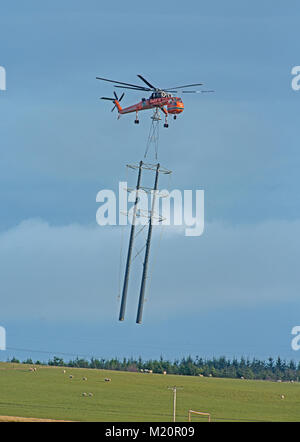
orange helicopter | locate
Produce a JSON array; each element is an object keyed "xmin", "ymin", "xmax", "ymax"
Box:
[{"xmin": 97, "ymin": 74, "xmax": 213, "ymax": 128}]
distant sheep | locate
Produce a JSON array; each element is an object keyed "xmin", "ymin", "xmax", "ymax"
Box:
[
  {"xmin": 82, "ymin": 392, "xmax": 87, "ymax": 397},
  {"xmin": 69, "ymin": 375, "xmax": 73, "ymax": 379},
  {"xmin": 82, "ymin": 377, "xmax": 87, "ymax": 381},
  {"xmin": 88, "ymin": 393, "xmax": 93, "ymax": 397},
  {"xmin": 105, "ymin": 378, "xmax": 111, "ymax": 382}
]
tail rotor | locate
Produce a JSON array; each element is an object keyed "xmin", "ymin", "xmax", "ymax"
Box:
[{"xmin": 100, "ymin": 91, "xmax": 125, "ymax": 112}]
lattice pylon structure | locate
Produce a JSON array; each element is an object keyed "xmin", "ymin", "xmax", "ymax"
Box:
[{"xmin": 119, "ymin": 161, "xmax": 171, "ymax": 324}]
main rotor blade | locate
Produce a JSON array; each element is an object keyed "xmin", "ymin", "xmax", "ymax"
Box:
[
  {"xmin": 114, "ymin": 85, "xmax": 151, "ymax": 91},
  {"xmin": 96, "ymin": 76, "xmax": 147, "ymax": 90},
  {"xmin": 113, "ymin": 91, "xmax": 118, "ymax": 100},
  {"xmin": 119, "ymin": 92, "xmax": 125, "ymax": 101},
  {"xmin": 164, "ymin": 83, "xmax": 203, "ymax": 91},
  {"xmin": 137, "ymin": 74, "xmax": 156, "ymax": 89},
  {"xmin": 100, "ymin": 97, "xmax": 115, "ymax": 101},
  {"xmin": 182, "ymin": 90, "xmax": 214, "ymax": 93}
]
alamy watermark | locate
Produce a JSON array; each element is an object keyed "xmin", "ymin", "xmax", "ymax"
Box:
[
  {"xmin": 289, "ymin": 69, "xmax": 300, "ymax": 350},
  {"xmin": 291, "ymin": 66, "xmax": 300, "ymax": 91},
  {"xmin": 0, "ymin": 66, "xmax": 6, "ymax": 91},
  {"xmin": 96, "ymin": 182, "xmax": 204, "ymax": 237},
  {"xmin": 291, "ymin": 326, "xmax": 300, "ymax": 351},
  {"xmin": 0, "ymin": 327, "xmax": 6, "ymax": 350}
]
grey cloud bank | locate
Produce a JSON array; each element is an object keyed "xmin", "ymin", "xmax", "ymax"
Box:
[{"xmin": 0, "ymin": 218, "xmax": 298, "ymax": 322}]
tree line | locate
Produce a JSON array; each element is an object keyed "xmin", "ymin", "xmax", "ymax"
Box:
[{"xmin": 8, "ymin": 355, "xmax": 300, "ymax": 381}]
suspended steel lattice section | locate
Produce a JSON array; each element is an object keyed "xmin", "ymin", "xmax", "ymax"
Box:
[{"xmin": 119, "ymin": 160, "xmax": 171, "ymax": 324}]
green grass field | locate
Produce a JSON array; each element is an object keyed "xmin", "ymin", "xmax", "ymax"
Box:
[{"xmin": 0, "ymin": 362, "xmax": 299, "ymax": 421}]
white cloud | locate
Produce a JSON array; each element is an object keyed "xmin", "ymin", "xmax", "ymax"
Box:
[{"xmin": 0, "ymin": 218, "xmax": 299, "ymax": 322}]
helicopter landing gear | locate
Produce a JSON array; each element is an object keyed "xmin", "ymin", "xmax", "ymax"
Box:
[
  {"xmin": 163, "ymin": 113, "xmax": 169, "ymax": 128},
  {"xmin": 173, "ymin": 115, "xmax": 177, "ymax": 120},
  {"xmin": 134, "ymin": 119, "xmax": 139, "ymax": 124},
  {"xmin": 134, "ymin": 111, "xmax": 139, "ymax": 124}
]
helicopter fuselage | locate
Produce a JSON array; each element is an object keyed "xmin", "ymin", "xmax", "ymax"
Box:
[{"xmin": 116, "ymin": 94, "xmax": 184, "ymax": 116}]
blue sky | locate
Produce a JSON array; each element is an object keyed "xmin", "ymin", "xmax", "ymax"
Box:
[{"xmin": 0, "ymin": 0, "xmax": 300, "ymax": 363}]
